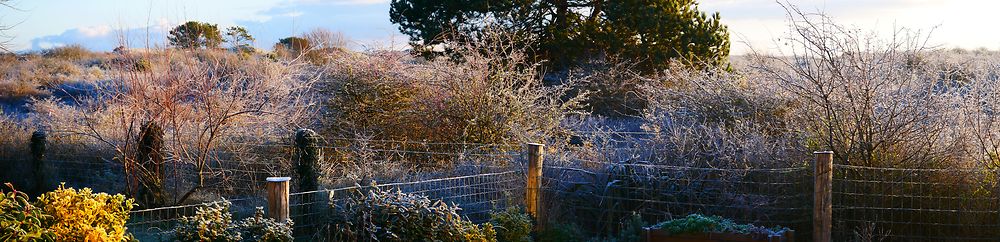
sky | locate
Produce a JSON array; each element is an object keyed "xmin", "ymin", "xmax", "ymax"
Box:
[{"xmin": 0, "ymin": 0, "xmax": 998, "ymax": 54}]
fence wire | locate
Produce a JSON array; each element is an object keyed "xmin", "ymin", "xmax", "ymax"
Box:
[
  {"xmin": 541, "ymin": 157, "xmax": 812, "ymax": 239},
  {"xmin": 832, "ymin": 164, "xmax": 1000, "ymax": 242},
  {"xmin": 122, "ymin": 170, "xmax": 523, "ymax": 241},
  {"xmin": 17, "ymin": 130, "xmax": 1000, "ymax": 242}
]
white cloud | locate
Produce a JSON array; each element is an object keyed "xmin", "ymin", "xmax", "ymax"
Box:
[{"xmin": 79, "ymin": 25, "xmax": 112, "ymax": 37}]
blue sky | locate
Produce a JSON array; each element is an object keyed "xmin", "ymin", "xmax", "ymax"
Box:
[{"xmin": 0, "ymin": 0, "xmax": 998, "ymax": 54}]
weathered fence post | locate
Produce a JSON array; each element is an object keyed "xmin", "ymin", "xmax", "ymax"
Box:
[
  {"xmin": 526, "ymin": 143, "xmax": 545, "ymax": 230},
  {"xmin": 814, "ymin": 151, "xmax": 833, "ymax": 242},
  {"xmin": 30, "ymin": 130, "xmax": 47, "ymax": 196},
  {"xmin": 293, "ymin": 129, "xmax": 320, "ymax": 235},
  {"xmin": 266, "ymin": 177, "xmax": 291, "ymax": 222},
  {"xmin": 294, "ymin": 129, "xmax": 321, "ymax": 192},
  {"xmin": 136, "ymin": 122, "xmax": 166, "ymax": 208}
]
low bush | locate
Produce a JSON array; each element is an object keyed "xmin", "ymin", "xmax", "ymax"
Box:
[
  {"xmin": 0, "ymin": 183, "xmax": 135, "ymax": 241},
  {"xmin": 174, "ymin": 200, "xmax": 293, "ymax": 242},
  {"xmin": 0, "ymin": 183, "xmax": 54, "ymax": 241},
  {"xmin": 536, "ymin": 223, "xmax": 585, "ymax": 242},
  {"xmin": 239, "ymin": 207, "xmax": 295, "ymax": 242},
  {"xmin": 42, "ymin": 44, "xmax": 93, "ymax": 61},
  {"xmin": 35, "ymin": 184, "xmax": 135, "ymax": 241},
  {"xmin": 174, "ymin": 201, "xmax": 242, "ymax": 242},
  {"xmin": 648, "ymin": 214, "xmax": 789, "ymax": 237},
  {"xmin": 490, "ymin": 207, "xmax": 532, "ymax": 242},
  {"xmin": 328, "ymin": 184, "xmax": 496, "ymax": 241}
]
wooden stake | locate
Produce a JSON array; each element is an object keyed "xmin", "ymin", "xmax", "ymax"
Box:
[
  {"xmin": 814, "ymin": 151, "xmax": 833, "ymax": 242},
  {"xmin": 526, "ymin": 143, "xmax": 544, "ymax": 229},
  {"xmin": 266, "ymin": 177, "xmax": 291, "ymax": 221}
]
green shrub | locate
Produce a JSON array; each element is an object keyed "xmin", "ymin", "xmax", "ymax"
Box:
[
  {"xmin": 0, "ymin": 183, "xmax": 55, "ymax": 241},
  {"xmin": 536, "ymin": 223, "xmax": 585, "ymax": 242},
  {"xmin": 648, "ymin": 214, "xmax": 789, "ymax": 237},
  {"xmin": 490, "ymin": 207, "xmax": 532, "ymax": 242},
  {"xmin": 238, "ymin": 207, "xmax": 294, "ymax": 242},
  {"xmin": 174, "ymin": 201, "xmax": 294, "ymax": 242},
  {"xmin": 328, "ymin": 184, "xmax": 496, "ymax": 241},
  {"xmin": 133, "ymin": 59, "xmax": 152, "ymax": 72},
  {"xmin": 174, "ymin": 201, "xmax": 242, "ymax": 242}
]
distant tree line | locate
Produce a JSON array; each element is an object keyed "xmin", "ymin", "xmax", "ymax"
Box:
[{"xmin": 166, "ymin": 21, "xmax": 346, "ymax": 58}]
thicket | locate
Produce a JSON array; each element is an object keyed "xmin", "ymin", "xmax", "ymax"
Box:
[{"xmin": 320, "ymin": 33, "xmax": 583, "ymax": 168}]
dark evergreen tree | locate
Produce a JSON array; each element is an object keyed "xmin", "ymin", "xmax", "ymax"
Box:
[{"xmin": 168, "ymin": 21, "xmax": 223, "ymax": 49}]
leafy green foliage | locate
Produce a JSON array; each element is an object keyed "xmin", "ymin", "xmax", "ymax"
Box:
[
  {"xmin": 174, "ymin": 201, "xmax": 294, "ymax": 242},
  {"xmin": 649, "ymin": 214, "xmax": 789, "ymax": 237},
  {"xmin": 328, "ymin": 184, "xmax": 496, "ymax": 241},
  {"xmin": 601, "ymin": 0, "xmax": 730, "ymax": 71},
  {"xmin": 174, "ymin": 201, "xmax": 242, "ymax": 242},
  {"xmin": 490, "ymin": 207, "xmax": 532, "ymax": 242},
  {"xmin": 536, "ymin": 223, "xmax": 586, "ymax": 242},
  {"xmin": 238, "ymin": 207, "xmax": 294, "ymax": 242},
  {"xmin": 225, "ymin": 26, "xmax": 255, "ymax": 52},
  {"xmin": 0, "ymin": 183, "xmax": 54, "ymax": 241},
  {"xmin": 168, "ymin": 21, "xmax": 223, "ymax": 49}
]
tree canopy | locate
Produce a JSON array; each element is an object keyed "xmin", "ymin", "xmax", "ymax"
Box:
[
  {"xmin": 224, "ymin": 26, "xmax": 254, "ymax": 51},
  {"xmin": 168, "ymin": 21, "xmax": 223, "ymax": 49},
  {"xmin": 390, "ymin": 0, "xmax": 730, "ymax": 71}
]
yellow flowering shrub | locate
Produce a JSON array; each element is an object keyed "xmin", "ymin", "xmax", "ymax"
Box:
[{"xmin": 36, "ymin": 184, "xmax": 135, "ymax": 242}]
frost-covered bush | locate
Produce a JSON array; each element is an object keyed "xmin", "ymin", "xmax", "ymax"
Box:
[
  {"xmin": 174, "ymin": 201, "xmax": 293, "ymax": 242},
  {"xmin": 327, "ymin": 185, "xmax": 496, "ymax": 242}
]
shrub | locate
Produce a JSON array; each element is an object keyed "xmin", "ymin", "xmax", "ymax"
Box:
[
  {"xmin": 648, "ymin": 214, "xmax": 789, "ymax": 237},
  {"xmin": 321, "ymin": 40, "xmax": 582, "ymax": 167},
  {"xmin": 35, "ymin": 184, "xmax": 135, "ymax": 241},
  {"xmin": 328, "ymin": 184, "xmax": 497, "ymax": 241},
  {"xmin": 0, "ymin": 183, "xmax": 55, "ymax": 241},
  {"xmin": 174, "ymin": 201, "xmax": 242, "ymax": 242},
  {"xmin": 490, "ymin": 207, "xmax": 532, "ymax": 242},
  {"xmin": 238, "ymin": 207, "xmax": 294, "ymax": 242},
  {"xmin": 174, "ymin": 201, "xmax": 294, "ymax": 242},
  {"xmin": 42, "ymin": 44, "xmax": 92, "ymax": 61},
  {"xmin": 536, "ymin": 223, "xmax": 585, "ymax": 242}
]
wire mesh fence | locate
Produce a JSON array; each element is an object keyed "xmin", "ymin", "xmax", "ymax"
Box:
[
  {"xmin": 832, "ymin": 164, "xmax": 1000, "ymax": 242},
  {"xmin": 541, "ymin": 158, "xmax": 813, "ymax": 239},
  {"xmin": 287, "ymin": 170, "xmax": 524, "ymax": 239},
  {"xmin": 123, "ymin": 169, "xmax": 524, "ymax": 241},
  {"xmin": 14, "ymin": 128, "xmax": 1000, "ymax": 242}
]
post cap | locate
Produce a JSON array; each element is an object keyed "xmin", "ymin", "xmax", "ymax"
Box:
[
  {"xmin": 527, "ymin": 143, "xmax": 544, "ymax": 147},
  {"xmin": 266, "ymin": 177, "xmax": 292, "ymax": 182},
  {"xmin": 813, "ymin": 151, "xmax": 833, "ymax": 154}
]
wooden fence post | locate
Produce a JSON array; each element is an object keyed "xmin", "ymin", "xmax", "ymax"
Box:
[
  {"xmin": 266, "ymin": 177, "xmax": 291, "ymax": 222},
  {"xmin": 30, "ymin": 130, "xmax": 47, "ymax": 196},
  {"xmin": 814, "ymin": 151, "xmax": 833, "ymax": 242},
  {"xmin": 526, "ymin": 143, "xmax": 544, "ymax": 230}
]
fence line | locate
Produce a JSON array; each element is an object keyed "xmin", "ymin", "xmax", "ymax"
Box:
[{"xmin": 12, "ymin": 129, "xmax": 1000, "ymax": 242}]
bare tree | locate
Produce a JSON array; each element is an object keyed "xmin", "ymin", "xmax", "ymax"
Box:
[
  {"xmin": 0, "ymin": 0, "xmax": 17, "ymax": 52},
  {"xmin": 35, "ymin": 49, "xmax": 316, "ymax": 206},
  {"xmin": 748, "ymin": 3, "xmax": 955, "ymax": 168}
]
